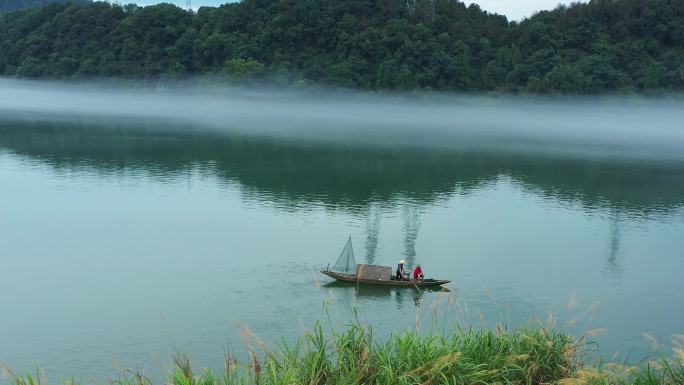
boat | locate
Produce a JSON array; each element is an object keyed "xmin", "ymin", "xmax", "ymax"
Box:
[
  {"xmin": 320, "ymin": 237, "xmax": 450, "ymax": 288},
  {"xmin": 321, "ymin": 270, "xmax": 450, "ymax": 287}
]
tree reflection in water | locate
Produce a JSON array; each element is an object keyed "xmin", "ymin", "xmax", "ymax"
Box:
[{"xmin": 1, "ymin": 117, "xmax": 683, "ymax": 289}]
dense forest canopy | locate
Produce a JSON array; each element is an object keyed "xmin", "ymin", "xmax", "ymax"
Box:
[
  {"xmin": 1, "ymin": 0, "xmax": 683, "ymax": 93},
  {"xmin": 0, "ymin": 0, "xmax": 90, "ymax": 13}
]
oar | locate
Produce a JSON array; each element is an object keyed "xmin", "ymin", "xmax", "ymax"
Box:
[{"xmin": 413, "ymin": 281, "xmax": 423, "ymax": 294}]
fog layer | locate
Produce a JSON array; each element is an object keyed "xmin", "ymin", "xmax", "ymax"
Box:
[{"xmin": 1, "ymin": 79, "xmax": 683, "ymax": 161}]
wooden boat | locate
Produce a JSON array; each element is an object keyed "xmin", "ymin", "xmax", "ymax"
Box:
[
  {"xmin": 321, "ymin": 270, "xmax": 450, "ymax": 287},
  {"xmin": 322, "ymin": 237, "xmax": 450, "ymax": 288}
]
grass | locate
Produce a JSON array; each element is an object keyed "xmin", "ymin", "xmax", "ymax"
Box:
[{"xmin": 3, "ymin": 322, "xmax": 683, "ymax": 385}]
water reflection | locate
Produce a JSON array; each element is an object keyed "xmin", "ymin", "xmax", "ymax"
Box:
[
  {"xmin": 604, "ymin": 211, "xmax": 623, "ymax": 283},
  {"xmin": 364, "ymin": 204, "xmax": 381, "ymax": 264},
  {"xmin": 1, "ymin": 118, "xmax": 683, "ymax": 290},
  {"xmin": 321, "ymin": 281, "xmax": 448, "ymax": 309},
  {"xmin": 1, "ymin": 119, "xmax": 682, "ymax": 221},
  {"xmin": 401, "ymin": 204, "xmax": 422, "ymax": 268}
]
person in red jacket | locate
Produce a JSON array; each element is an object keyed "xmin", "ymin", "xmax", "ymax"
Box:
[{"xmin": 413, "ymin": 264, "xmax": 424, "ymax": 280}]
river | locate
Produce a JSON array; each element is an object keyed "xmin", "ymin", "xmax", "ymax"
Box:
[{"xmin": 1, "ymin": 106, "xmax": 683, "ymax": 382}]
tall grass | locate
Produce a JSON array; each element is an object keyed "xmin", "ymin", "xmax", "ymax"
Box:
[{"xmin": 4, "ymin": 323, "xmax": 683, "ymax": 385}]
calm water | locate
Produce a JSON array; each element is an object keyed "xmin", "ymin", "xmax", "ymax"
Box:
[{"xmin": 1, "ymin": 117, "xmax": 683, "ymax": 382}]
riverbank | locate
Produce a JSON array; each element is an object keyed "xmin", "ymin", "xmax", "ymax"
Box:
[{"xmin": 4, "ymin": 324, "xmax": 683, "ymax": 385}]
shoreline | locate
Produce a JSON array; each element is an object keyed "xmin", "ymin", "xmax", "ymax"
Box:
[{"xmin": 4, "ymin": 323, "xmax": 683, "ymax": 385}]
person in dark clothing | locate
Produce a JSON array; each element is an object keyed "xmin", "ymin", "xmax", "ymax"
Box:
[{"xmin": 395, "ymin": 259, "xmax": 406, "ymax": 280}]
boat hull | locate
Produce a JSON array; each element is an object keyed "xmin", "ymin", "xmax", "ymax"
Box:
[{"xmin": 321, "ymin": 270, "xmax": 450, "ymax": 287}]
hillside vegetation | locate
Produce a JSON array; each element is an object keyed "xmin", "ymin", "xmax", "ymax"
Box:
[{"xmin": 1, "ymin": 0, "xmax": 684, "ymax": 93}]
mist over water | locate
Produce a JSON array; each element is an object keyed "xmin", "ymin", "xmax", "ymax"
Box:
[
  {"xmin": 1, "ymin": 79, "xmax": 683, "ymax": 383},
  {"xmin": 1, "ymin": 78, "xmax": 683, "ymax": 161}
]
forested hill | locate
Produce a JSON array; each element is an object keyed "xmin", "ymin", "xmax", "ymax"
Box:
[
  {"xmin": 0, "ymin": 0, "xmax": 90, "ymax": 13},
  {"xmin": 1, "ymin": 0, "xmax": 683, "ymax": 93}
]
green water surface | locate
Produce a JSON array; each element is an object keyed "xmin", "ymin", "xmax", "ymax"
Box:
[{"xmin": 1, "ymin": 119, "xmax": 682, "ymax": 382}]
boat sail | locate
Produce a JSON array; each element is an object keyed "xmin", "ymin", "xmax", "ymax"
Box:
[{"xmin": 330, "ymin": 236, "xmax": 356, "ymax": 274}]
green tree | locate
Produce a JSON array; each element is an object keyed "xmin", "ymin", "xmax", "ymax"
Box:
[
  {"xmin": 0, "ymin": 0, "xmax": 683, "ymax": 93},
  {"xmin": 543, "ymin": 64, "xmax": 586, "ymax": 94}
]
